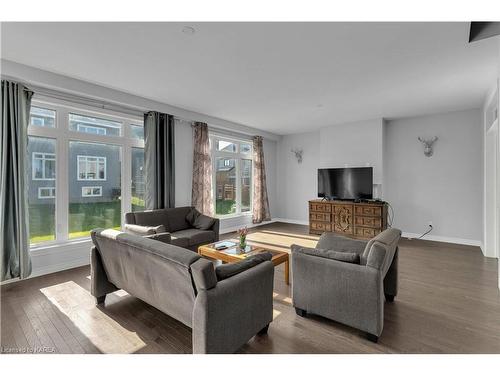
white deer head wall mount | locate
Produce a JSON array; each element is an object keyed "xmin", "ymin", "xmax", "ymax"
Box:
[
  {"xmin": 418, "ymin": 136, "xmax": 438, "ymax": 157},
  {"xmin": 291, "ymin": 148, "xmax": 303, "ymax": 163}
]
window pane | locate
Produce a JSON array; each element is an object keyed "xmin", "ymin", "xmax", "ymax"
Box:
[
  {"xmin": 28, "ymin": 136, "xmax": 56, "ymax": 244},
  {"xmin": 216, "ymin": 140, "xmax": 237, "ymax": 153},
  {"xmin": 131, "ymin": 147, "xmax": 146, "ymax": 211},
  {"xmin": 215, "ymin": 157, "xmax": 236, "ymax": 215},
  {"xmin": 69, "ymin": 113, "xmax": 122, "ymax": 137},
  {"xmin": 30, "ymin": 107, "xmax": 56, "ymax": 128},
  {"xmin": 69, "ymin": 141, "xmax": 121, "ymax": 239},
  {"xmin": 240, "ymin": 143, "xmax": 252, "ymax": 154},
  {"xmin": 130, "ymin": 125, "xmax": 144, "ymax": 140},
  {"xmin": 241, "ymin": 159, "xmax": 252, "ymax": 212}
]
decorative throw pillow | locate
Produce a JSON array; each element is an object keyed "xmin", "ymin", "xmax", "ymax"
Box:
[
  {"xmin": 193, "ymin": 214, "xmax": 216, "ymax": 230},
  {"xmin": 215, "ymin": 252, "xmax": 273, "ymax": 281},
  {"xmin": 186, "ymin": 208, "xmax": 201, "ymax": 226}
]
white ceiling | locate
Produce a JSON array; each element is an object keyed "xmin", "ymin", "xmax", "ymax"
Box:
[{"xmin": 1, "ymin": 22, "xmax": 498, "ymax": 135}]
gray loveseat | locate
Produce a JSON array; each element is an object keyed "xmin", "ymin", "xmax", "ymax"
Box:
[
  {"xmin": 90, "ymin": 228, "xmax": 274, "ymax": 354},
  {"xmin": 291, "ymin": 228, "xmax": 401, "ymax": 342},
  {"xmin": 124, "ymin": 206, "xmax": 219, "ymax": 251}
]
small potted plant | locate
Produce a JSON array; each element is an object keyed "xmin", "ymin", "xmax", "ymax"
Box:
[{"xmin": 237, "ymin": 227, "xmax": 249, "ymax": 249}]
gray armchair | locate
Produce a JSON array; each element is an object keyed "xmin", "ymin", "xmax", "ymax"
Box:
[
  {"xmin": 291, "ymin": 228, "xmax": 401, "ymax": 342},
  {"xmin": 124, "ymin": 206, "xmax": 219, "ymax": 252}
]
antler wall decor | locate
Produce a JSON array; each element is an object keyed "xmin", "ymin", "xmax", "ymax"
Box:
[
  {"xmin": 418, "ymin": 136, "xmax": 438, "ymax": 157},
  {"xmin": 291, "ymin": 148, "xmax": 303, "ymax": 163}
]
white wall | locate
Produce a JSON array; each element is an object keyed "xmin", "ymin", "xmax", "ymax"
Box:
[
  {"xmin": 276, "ymin": 119, "xmax": 384, "ymax": 222},
  {"xmin": 276, "ymin": 110, "xmax": 484, "ymax": 246},
  {"xmin": 385, "ymin": 110, "xmax": 483, "ymax": 244}
]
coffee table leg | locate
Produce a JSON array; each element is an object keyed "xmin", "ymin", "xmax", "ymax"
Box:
[{"xmin": 285, "ymin": 260, "xmax": 290, "ymax": 285}]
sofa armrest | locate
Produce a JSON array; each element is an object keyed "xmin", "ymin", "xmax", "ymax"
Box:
[
  {"xmin": 144, "ymin": 232, "xmax": 171, "ymax": 244},
  {"xmin": 211, "ymin": 218, "xmax": 220, "ymax": 241},
  {"xmin": 192, "ymin": 261, "xmax": 274, "ymax": 354},
  {"xmin": 291, "ymin": 249, "xmax": 384, "ymax": 336},
  {"xmin": 124, "ymin": 223, "xmax": 166, "ymax": 236}
]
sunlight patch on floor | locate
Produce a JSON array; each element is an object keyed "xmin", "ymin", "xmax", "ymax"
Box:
[
  {"xmin": 246, "ymin": 231, "xmax": 317, "ymax": 250},
  {"xmin": 273, "ymin": 309, "xmax": 282, "ymax": 319},
  {"xmin": 40, "ymin": 281, "xmax": 145, "ymax": 353}
]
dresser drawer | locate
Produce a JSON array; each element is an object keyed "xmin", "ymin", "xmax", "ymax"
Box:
[
  {"xmin": 310, "ymin": 203, "xmax": 332, "ymax": 212},
  {"xmin": 354, "ymin": 227, "xmax": 381, "ymax": 238},
  {"xmin": 354, "ymin": 216, "xmax": 382, "ymax": 228},
  {"xmin": 355, "ymin": 205, "xmax": 382, "ymax": 217},
  {"xmin": 310, "ymin": 213, "xmax": 331, "ymax": 222},
  {"xmin": 310, "ymin": 221, "xmax": 332, "ymax": 232}
]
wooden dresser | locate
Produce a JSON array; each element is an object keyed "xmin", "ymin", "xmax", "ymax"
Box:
[{"xmin": 309, "ymin": 199, "xmax": 388, "ymax": 239}]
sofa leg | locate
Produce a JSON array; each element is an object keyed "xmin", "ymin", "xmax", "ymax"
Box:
[
  {"xmin": 257, "ymin": 324, "xmax": 269, "ymax": 335},
  {"xmin": 96, "ymin": 295, "xmax": 106, "ymax": 305},
  {"xmin": 366, "ymin": 333, "xmax": 378, "ymax": 343},
  {"xmin": 295, "ymin": 307, "xmax": 307, "ymax": 317},
  {"xmin": 385, "ymin": 293, "xmax": 395, "ymax": 302}
]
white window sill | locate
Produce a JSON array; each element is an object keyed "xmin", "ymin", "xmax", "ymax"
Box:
[
  {"xmin": 30, "ymin": 237, "xmax": 91, "ymax": 252},
  {"xmin": 216, "ymin": 212, "xmax": 252, "ymax": 221}
]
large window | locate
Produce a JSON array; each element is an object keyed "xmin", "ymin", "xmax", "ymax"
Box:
[
  {"xmin": 211, "ymin": 135, "xmax": 253, "ymax": 217},
  {"xmin": 27, "ymin": 99, "xmax": 145, "ymax": 246}
]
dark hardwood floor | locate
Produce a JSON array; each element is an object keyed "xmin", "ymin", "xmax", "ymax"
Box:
[{"xmin": 1, "ymin": 222, "xmax": 500, "ymax": 354}]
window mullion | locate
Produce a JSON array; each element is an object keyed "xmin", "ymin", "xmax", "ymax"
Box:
[{"xmin": 57, "ymin": 109, "xmax": 69, "ymax": 241}]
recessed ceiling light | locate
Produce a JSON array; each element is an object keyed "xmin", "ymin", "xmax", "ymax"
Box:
[{"xmin": 182, "ymin": 26, "xmax": 196, "ymax": 35}]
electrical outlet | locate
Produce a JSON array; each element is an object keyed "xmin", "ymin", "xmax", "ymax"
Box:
[{"xmin": 428, "ymin": 221, "xmax": 433, "ymax": 227}]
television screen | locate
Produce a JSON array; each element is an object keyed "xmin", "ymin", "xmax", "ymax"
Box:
[{"xmin": 318, "ymin": 167, "xmax": 373, "ymax": 200}]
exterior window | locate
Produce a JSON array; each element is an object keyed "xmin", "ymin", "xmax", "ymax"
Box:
[
  {"xmin": 38, "ymin": 187, "xmax": 56, "ymax": 199},
  {"xmin": 131, "ymin": 147, "xmax": 146, "ymax": 211},
  {"xmin": 82, "ymin": 186, "xmax": 102, "ymax": 197},
  {"xmin": 77, "ymin": 155, "xmax": 106, "ymax": 180},
  {"xmin": 77, "ymin": 124, "xmax": 107, "ymax": 135},
  {"xmin": 130, "ymin": 125, "xmax": 144, "ymax": 140},
  {"xmin": 69, "ymin": 113, "xmax": 121, "ymax": 136},
  {"xmin": 70, "ymin": 142, "xmax": 121, "ymax": 239},
  {"xmin": 28, "ymin": 136, "xmax": 56, "ymax": 244},
  {"xmin": 30, "ymin": 107, "xmax": 56, "ymax": 128},
  {"xmin": 27, "ymin": 99, "xmax": 144, "ymax": 245},
  {"xmin": 32, "ymin": 152, "xmax": 56, "ymax": 180},
  {"xmin": 211, "ymin": 135, "xmax": 253, "ymax": 216}
]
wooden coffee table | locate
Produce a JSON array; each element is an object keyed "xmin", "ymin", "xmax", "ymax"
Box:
[{"xmin": 198, "ymin": 240, "xmax": 290, "ymax": 285}]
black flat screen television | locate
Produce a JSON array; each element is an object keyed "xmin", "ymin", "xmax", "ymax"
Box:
[{"xmin": 318, "ymin": 167, "xmax": 373, "ymax": 200}]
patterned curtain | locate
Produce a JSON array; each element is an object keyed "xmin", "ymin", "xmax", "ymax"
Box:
[
  {"xmin": 1, "ymin": 80, "xmax": 34, "ymax": 281},
  {"xmin": 191, "ymin": 122, "xmax": 214, "ymax": 215},
  {"xmin": 144, "ymin": 112, "xmax": 175, "ymax": 209},
  {"xmin": 252, "ymin": 136, "xmax": 271, "ymax": 223}
]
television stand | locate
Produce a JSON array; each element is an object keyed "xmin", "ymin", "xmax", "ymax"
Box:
[{"xmin": 309, "ymin": 199, "xmax": 388, "ymax": 239}]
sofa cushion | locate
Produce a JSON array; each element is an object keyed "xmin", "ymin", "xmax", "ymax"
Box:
[
  {"xmin": 166, "ymin": 207, "xmax": 193, "ymax": 232},
  {"xmin": 128, "ymin": 210, "xmax": 172, "ymax": 232},
  {"xmin": 193, "ymin": 214, "xmax": 216, "ymax": 230},
  {"xmin": 171, "ymin": 236, "xmax": 190, "ymax": 248},
  {"xmin": 291, "ymin": 244, "xmax": 360, "ymax": 264},
  {"xmin": 215, "ymin": 252, "xmax": 272, "ymax": 281},
  {"xmin": 171, "ymin": 228, "xmax": 215, "ymax": 247},
  {"xmin": 186, "ymin": 208, "xmax": 201, "ymax": 226}
]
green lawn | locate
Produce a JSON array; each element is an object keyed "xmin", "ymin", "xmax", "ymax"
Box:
[
  {"xmin": 29, "ymin": 199, "xmax": 144, "ymax": 243},
  {"xmin": 216, "ymin": 199, "xmax": 236, "ymax": 215}
]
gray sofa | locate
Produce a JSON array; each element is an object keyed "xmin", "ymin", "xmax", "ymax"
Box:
[
  {"xmin": 124, "ymin": 206, "xmax": 219, "ymax": 252},
  {"xmin": 90, "ymin": 228, "xmax": 274, "ymax": 354},
  {"xmin": 291, "ymin": 228, "xmax": 401, "ymax": 342}
]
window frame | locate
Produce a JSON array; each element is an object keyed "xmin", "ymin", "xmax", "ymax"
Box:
[
  {"xmin": 38, "ymin": 186, "xmax": 56, "ymax": 199},
  {"xmin": 32, "ymin": 152, "xmax": 56, "ymax": 181},
  {"xmin": 27, "ymin": 96, "xmax": 145, "ymax": 249},
  {"xmin": 81, "ymin": 186, "xmax": 103, "ymax": 197},
  {"xmin": 210, "ymin": 134, "xmax": 253, "ymax": 218},
  {"xmin": 77, "ymin": 155, "xmax": 107, "ymax": 181}
]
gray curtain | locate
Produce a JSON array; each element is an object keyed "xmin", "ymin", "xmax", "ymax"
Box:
[
  {"xmin": 144, "ymin": 112, "xmax": 175, "ymax": 209},
  {"xmin": 252, "ymin": 136, "xmax": 271, "ymax": 224},
  {"xmin": 1, "ymin": 80, "xmax": 33, "ymax": 281},
  {"xmin": 191, "ymin": 122, "xmax": 214, "ymax": 215}
]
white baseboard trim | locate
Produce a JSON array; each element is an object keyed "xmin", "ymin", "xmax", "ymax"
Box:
[
  {"xmin": 220, "ymin": 218, "xmax": 278, "ymax": 234},
  {"xmin": 29, "ymin": 256, "xmax": 90, "ymax": 279},
  {"xmin": 272, "ymin": 218, "xmax": 309, "ymax": 226},
  {"xmin": 402, "ymin": 231, "xmax": 483, "ymax": 248}
]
